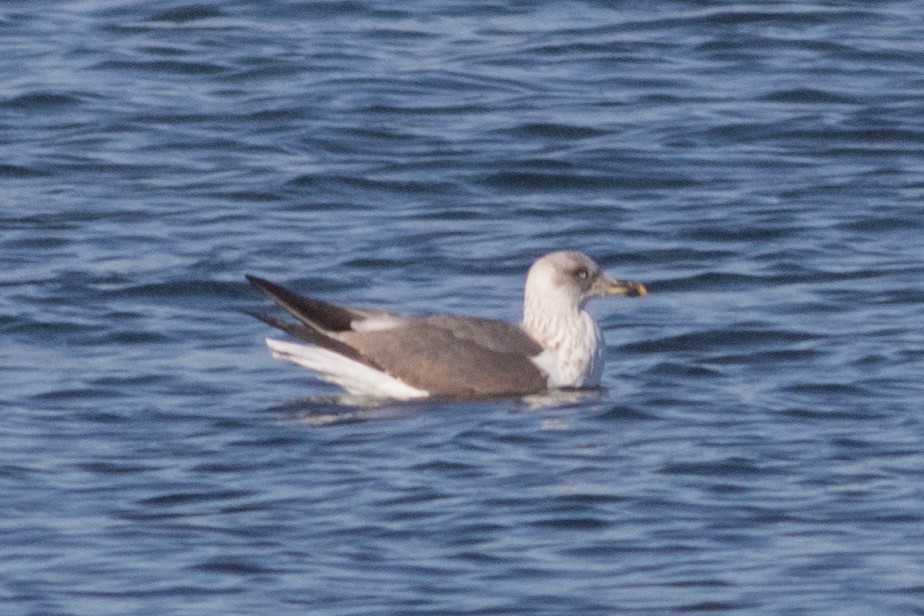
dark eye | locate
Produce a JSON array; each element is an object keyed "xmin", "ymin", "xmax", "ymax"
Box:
[{"xmin": 575, "ymin": 267, "xmax": 589, "ymax": 281}]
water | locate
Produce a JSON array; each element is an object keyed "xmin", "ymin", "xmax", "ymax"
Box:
[{"xmin": 3, "ymin": 1, "xmax": 924, "ymax": 614}]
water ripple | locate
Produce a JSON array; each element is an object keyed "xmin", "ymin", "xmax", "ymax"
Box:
[{"xmin": 2, "ymin": 1, "xmax": 923, "ymax": 614}]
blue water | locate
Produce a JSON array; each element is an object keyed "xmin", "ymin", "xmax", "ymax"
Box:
[{"xmin": 3, "ymin": 1, "xmax": 924, "ymax": 614}]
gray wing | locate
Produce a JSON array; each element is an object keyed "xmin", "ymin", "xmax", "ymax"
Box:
[
  {"xmin": 420, "ymin": 315, "xmax": 543, "ymax": 356},
  {"xmin": 342, "ymin": 317, "xmax": 548, "ymax": 397}
]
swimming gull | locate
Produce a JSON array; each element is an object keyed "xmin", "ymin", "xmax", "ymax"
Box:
[{"xmin": 246, "ymin": 250, "xmax": 646, "ymax": 399}]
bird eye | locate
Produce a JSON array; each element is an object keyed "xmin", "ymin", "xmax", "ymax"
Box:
[{"xmin": 576, "ymin": 267, "xmax": 589, "ymax": 280}]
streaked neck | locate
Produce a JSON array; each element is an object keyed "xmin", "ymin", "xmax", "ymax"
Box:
[
  {"xmin": 522, "ymin": 298, "xmax": 604, "ymax": 387},
  {"xmin": 522, "ymin": 293, "xmax": 585, "ymax": 349}
]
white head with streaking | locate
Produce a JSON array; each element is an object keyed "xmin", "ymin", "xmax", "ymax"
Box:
[
  {"xmin": 247, "ymin": 250, "xmax": 645, "ymax": 399},
  {"xmin": 521, "ymin": 251, "xmax": 646, "ymax": 389}
]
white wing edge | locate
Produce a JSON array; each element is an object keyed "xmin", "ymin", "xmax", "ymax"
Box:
[{"xmin": 265, "ymin": 338, "xmax": 429, "ymax": 400}]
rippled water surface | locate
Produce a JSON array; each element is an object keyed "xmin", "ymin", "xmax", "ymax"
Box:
[{"xmin": 3, "ymin": 1, "xmax": 924, "ymax": 614}]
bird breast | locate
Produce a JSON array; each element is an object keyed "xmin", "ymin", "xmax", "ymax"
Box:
[{"xmin": 526, "ymin": 310, "xmax": 604, "ymax": 388}]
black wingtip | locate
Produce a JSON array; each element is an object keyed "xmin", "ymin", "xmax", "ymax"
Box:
[
  {"xmin": 241, "ymin": 308, "xmax": 279, "ymax": 327},
  {"xmin": 244, "ymin": 274, "xmax": 358, "ymax": 332},
  {"xmin": 243, "ymin": 300, "xmax": 384, "ymax": 372},
  {"xmin": 245, "ymin": 274, "xmax": 273, "ymax": 293},
  {"xmin": 242, "ymin": 309, "xmax": 313, "ymax": 340},
  {"xmin": 244, "ymin": 274, "xmax": 302, "ymax": 308}
]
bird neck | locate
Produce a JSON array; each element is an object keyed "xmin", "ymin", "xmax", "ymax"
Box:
[
  {"xmin": 521, "ymin": 294, "xmax": 588, "ymax": 349},
  {"xmin": 522, "ymin": 297, "xmax": 604, "ymax": 388}
]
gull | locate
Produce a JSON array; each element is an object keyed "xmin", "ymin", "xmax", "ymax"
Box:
[{"xmin": 246, "ymin": 250, "xmax": 646, "ymax": 399}]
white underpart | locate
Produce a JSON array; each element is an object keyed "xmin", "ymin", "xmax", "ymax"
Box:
[
  {"xmin": 522, "ymin": 259, "xmax": 606, "ymax": 389},
  {"xmin": 526, "ymin": 311, "xmax": 604, "ymax": 388},
  {"xmin": 265, "ymin": 338, "xmax": 429, "ymax": 399}
]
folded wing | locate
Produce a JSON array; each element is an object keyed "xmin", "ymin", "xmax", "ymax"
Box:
[{"xmin": 246, "ymin": 275, "xmax": 548, "ymax": 397}]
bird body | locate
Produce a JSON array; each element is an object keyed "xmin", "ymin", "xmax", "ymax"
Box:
[{"xmin": 248, "ymin": 251, "xmax": 645, "ymax": 399}]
